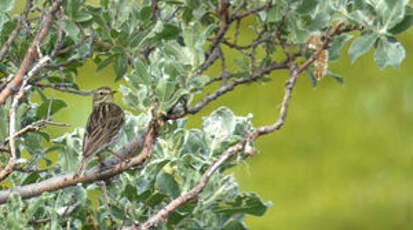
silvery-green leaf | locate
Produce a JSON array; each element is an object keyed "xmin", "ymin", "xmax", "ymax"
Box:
[
  {"xmin": 62, "ymin": 19, "xmax": 81, "ymax": 42},
  {"xmin": 374, "ymin": 36, "xmax": 406, "ymax": 69},
  {"xmin": 348, "ymin": 32, "xmax": 379, "ymax": 63},
  {"xmin": 329, "ymin": 34, "xmax": 353, "ymax": 61},
  {"xmin": 0, "ymin": 0, "xmax": 14, "ymax": 12},
  {"xmin": 389, "ymin": 5, "xmax": 413, "ymax": 34},
  {"xmin": 156, "ymin": 171, "xmax": 181, "ymax": 199},
  {"xmin": 379, "ymin": 0, "xmax": 409, "ymax": 31},
  {"xmin": 203, "ymin": 107, "xmax": 236, "ymax": 143}
]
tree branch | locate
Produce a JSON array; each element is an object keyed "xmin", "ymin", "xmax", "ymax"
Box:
[
  {"xmin": 0, "ymin": 126, "xmax": 156, "ymax": 204},
  {"xmin": 3, "ymin": 120, "xmax": 69, "ymax": 145},
  {"xmin": 0, "ymin": 0, "xmax": 32, "ymax": 61},
  {"xmin": 128, "ymin": 58, "xmax": 301, "ymax": 230},
  {"xmin": 169, "ymin": 60, "xmax": 289, "ymax": 119},
  {"xmin": 0, "ymin": 0, "xmax": 62, "ymax": 105},
  {"xmin": 0, "ymin": 56, "xmax": 52, "ymax": 181},
  {"xmin": 33, "ymin": 83, "xmax": 93, "ymax": 96},
  {"xmin": 0, "ymin": 122, "xmax": 156, "ymax": 204}
]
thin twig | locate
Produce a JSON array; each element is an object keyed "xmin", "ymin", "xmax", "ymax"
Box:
[
  {"xmin": 3, "ymin": 120, "xmax": 69, "ymax": 145},
  {"xmin": 170, "ymin": 60, "xmax": 289, "ymax": 119},
  {"xmin": 0, "ymin": 145, "xmax": 10, "ymax": 153},
  {"xmin": 29, "ymin": 218, "xmax": 51, "ymax": 225},
  {"xmin": 51, "ymin": 6, "xmax": 65, "ymax": 56},
  {"xmin": 100, "ymin": 181, "xmax": 115, "ymax": 224},
  {"xmin": 33, "ymin": 83, "xmax": 93, "ymax": 96},
  {"xmin": 232, "ymin": 0, "xmax": 272, "ymax": 20},
  {"xmin": 45, "ymin": 28, "xmax": 96, "ymax": 68}
]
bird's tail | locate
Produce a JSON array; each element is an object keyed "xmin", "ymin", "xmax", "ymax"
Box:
[{"xmin": 74, "ymin": 157, "xmax": 90, "ymax": 178}]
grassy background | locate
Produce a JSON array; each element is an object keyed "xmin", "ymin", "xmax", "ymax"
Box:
[{"xmin": 14, "ymin": 1, "xmax": 413, "ymax": 229}]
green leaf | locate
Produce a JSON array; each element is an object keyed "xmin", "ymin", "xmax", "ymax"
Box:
[
  {"xmin": 156, "ymin": 171, "xmax": 181, "ymax": 199},
  {"xmin": 306, "ymin": 69, "xmax": 317, "ymax": 88},
  {"xmin": 25, "ymin": 192, "xmax": 54, "ymax": 219},
  {"xmin": 147, "ymin": 192, "xmax": 167, "ymax": 206},
  {"xmin": 307, "ymin": 12, "xmax": 330, "ymax": 31},
  {"xmin": 183, "ymin": 6, "xmax": 195, "ymax": 22},
  {"xmin": 203, "ymin": 107, "xmax": 236, "ymax": 143},
  {"xmin": 296, "ymin": 0, "xmax": 318, "ymax": 15},
  {"xmin": 5, "ymin": 194, "xmax": 25, "ymax": 229},
  {"xmin": 35, "ymin": 99, "xmax": 67, "ymax": 119},
  {"xmin": 52, "ymin": 128, "xmax": 83, "ymax": 171},
  {"xmin": 130, "ymin": 59, "xmax": 152, "ymax": 87},
  {"xmin": 326, "ymin": 70, "xmax": 344, "ymax": 84},
  {"xmin": 22, "ymin": 172, "xmax": 40, "ymax": 185},
  {"xmin": 123, "ymin": 184, "xmax": 138, "ymax": 201},
  {"xmin": 24, "ymin": 133, "xmax": 43, "ymax": 154},
  {"xmin": 348, "ymin": 10, "xmax": 373, "ymax": 27},
  {"xmin": 267, "ymin": 6, "xmax": 281, "ymax": 23},
  {"xmin": 96, "ymin": 55, "xmax": 115, "ymax": 71},
  {"xmin": 0, "ymin": 13, "xmax": 8, "ymax": 33},
  {"xmin": 111, "ymin": 204, "xmax": 126, "ymax": 219},
  {"xmin": 374, "ymin": 36, "xmax": 406, "ymax": 69},
  {"xmin": 0, "ymin": 0, "xmax": 14, "ymax": 12},
  {"xmin": 348, "ymin": 32, "xmax": 379, "ymax": 63},
  {"xmin": 166, "ymin": 200, "xmax": 198, "ymax": 228},
  {"xmin": 74, "ymin": 11, "xmax": 92, "ymax": 23},
  {"xmin": 180, "ymin": 129, "xmax": 207, "ymax": 156},
  {"xmin": 165, "ymin": 88, "xmax": 189, "ymax": 112},
  {"xmin": 62, "ymin": 19, "xmax": 80, "ymax": 42},
  {"xmin": 156, "ymin": 79, "xmax": 177, "ymax": 112},
  {"xmin": 120, "ymin": 85, "xmax": 148, "ymax": 110},
  {"xmin": 114, "ymin": 52, "xmax": 128, "ymax": 81},
  {"xmin": 156, "ymin": 23, "xmax": 180, "ymax": 40},
  {"xmin": 328, "ymin": 34, "xmax": 353, "ymax": 61},
  {"xmin": 222, "ymin": 219, "xmax": 248, "ymax": 230},
  {"xmin": 389, "ymin": 5, "xmax": 413, "ymax": 34},
  {"xmin": 36, "ymin": 131, "xmax": 50, "ymax": 141},
  {"xmin": 379, "ymin": 0, "xmax": 409, "ymax": 31},
  {"xmin": 0, "ymin": 107, "xmax": 7, "ymax": 141},
  {"xmin": 214, "ymin": 192, "xmax": 272, "ymax": 217}
]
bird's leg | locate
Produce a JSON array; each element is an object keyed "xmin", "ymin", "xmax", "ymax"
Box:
[
  {"xmin": 105, "ymin": 148, "xmax": 129, "ymax": 163},
  {"xmin": 96, "ymin": 153, "xmax": 106, "ymax": 168}
]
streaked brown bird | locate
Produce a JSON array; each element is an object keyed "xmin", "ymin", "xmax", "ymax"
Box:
[{"xmin": 75, "ymin": 87, "xmax": 125, "ymax": 177}]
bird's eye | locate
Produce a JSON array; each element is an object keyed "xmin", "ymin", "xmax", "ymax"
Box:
[{"xmin": 99, "ymin": 91, "xmax": 104, "ymax": 95}]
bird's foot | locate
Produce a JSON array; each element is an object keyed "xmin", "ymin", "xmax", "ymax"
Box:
[{"xmin": 106, "ymin": 149, "xmax": 129, "ymax": 163}]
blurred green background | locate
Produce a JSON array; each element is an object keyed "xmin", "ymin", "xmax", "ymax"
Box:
[{"xmin": 16, "ymin": 1, "xmax": 413, "ymax": 229}]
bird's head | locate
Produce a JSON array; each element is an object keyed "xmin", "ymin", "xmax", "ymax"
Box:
[{"xmin": 93, "ymin": 87, "xmax": 116, "ymax": 105}]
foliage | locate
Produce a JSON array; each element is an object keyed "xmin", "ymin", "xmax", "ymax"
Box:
[{"xmin": 0, "ymin": 0, "xmax": 411, "ymax": 229}]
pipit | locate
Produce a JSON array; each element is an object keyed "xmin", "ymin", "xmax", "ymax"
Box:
[{"xmin": 75, "ymin": 87, "xmax": 125, "ymax": 177}]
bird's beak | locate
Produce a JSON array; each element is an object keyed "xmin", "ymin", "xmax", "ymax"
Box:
[{"xmin": 110, "ymin": 90, "xmax": 117, "ymax": 96}]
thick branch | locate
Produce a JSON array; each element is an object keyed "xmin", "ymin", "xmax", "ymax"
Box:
[{"xmin": 0, "ymin": 124, "xmax": 155, "ymax": 204}]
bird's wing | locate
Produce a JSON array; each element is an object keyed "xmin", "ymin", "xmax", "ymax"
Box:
[{"xmin": 82, "ymin": 103, "xmax": 125, "ymax": 157}]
